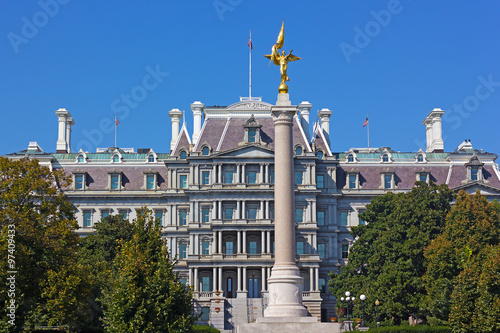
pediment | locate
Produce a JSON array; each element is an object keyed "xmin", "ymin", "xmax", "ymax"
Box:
[
  {"xmin": 452, "ymin": 181, "xmax": 500, "ymax": 196},
  {"xmin": 215, "ymin": 145, "xmax": 274, "ymax": 158},
  {"xmin": 227, "ymin": 101, "xmax": 272, "ymax": 111}
]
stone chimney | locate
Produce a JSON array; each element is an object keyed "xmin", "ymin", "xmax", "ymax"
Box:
[
  {"xmin": 423, "ymin": 108, "xmax": 445, "ymax": 153},
  {"xmin": 55, "ymin": 108, "xmax": 74, "ymax": 153},
  {"xmin": 318, "ymin": 108, "xmax": 332, "ymax": 141},
  {"xmin": 298, "ymin": 101, "xmax": 312, "ymax": 140},
  {"xmin": 191, "ymin": 101, "xmax": 204, "ymax": 145},
  {"xmin": 169, "ymin": 108, "xmax": 182, "ymax": 152}
]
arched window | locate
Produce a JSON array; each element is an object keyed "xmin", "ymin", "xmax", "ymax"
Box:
[
  {"xmin": 295, "ymin": 146, "xmax": 303, "ymax": 156},
  {"xmin": 148, "ymin": 155, "xmax": 155, "ymax": 162},
  {"xmin": 316, "ymin": 151, "xmax": 323, "ymax": 160},
  {"xmin": 382, "ymin": 154, "xmax": 389, "ymax": 162},
  {"xmin": 417, "ymin": 154, "xmax": 423, "ymax": 162},
  {"xmin": 113, "ymin": 155, "xmax": 120, "ymax": 163},
  {"xmin": 180, "ymin": 151, "xmax": 187, "ymax": 159},
  {"xmin": 202, "ymin": 147, "xmax": 210, "ymax": 156},
  {"xmin": 78, "ymin": 155, "xmax": 84, "ymax": 163},
  {"xmin": 347, "ymin": 154, "xmax": 354, "ymax": 162}
]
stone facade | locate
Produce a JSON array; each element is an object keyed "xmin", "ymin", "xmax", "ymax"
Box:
[{"xmin": 7, "ymin": 98, "xmax": 500, "ymax": 332}]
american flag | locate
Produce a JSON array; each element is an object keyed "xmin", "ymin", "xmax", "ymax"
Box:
[
  {"xmin": 248, "ymin": 36, "xmax": 253, "ymax": 50},
  {"xmin": 363, "ymin": 116, "xmax": 368, "ymax": 127},
  {"xmin": 115, "ymin": 117, "xmax": 120, "ymax": 126}
]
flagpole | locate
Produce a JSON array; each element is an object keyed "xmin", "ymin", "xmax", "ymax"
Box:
[
  {"xmin": 249, "ymin": 30, "xmax": 252, "ymax": 98},
  {"xmin": 367, "ymin": 114, "xmax": 370, "ymax": 149},
  {"xmin": 115, "ymin": 114, "xmax": 117, "ymax": 148}
]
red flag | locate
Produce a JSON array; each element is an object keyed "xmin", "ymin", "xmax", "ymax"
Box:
[
  {"xmin": 363, "ymin": 116, "xmax": 368, "ymax": 127},
  {"xmin": 248, "ymin": 37, "xmax": 253, "ymax": 50},
  {"xmin": 115, "ymin": 117, "xmax": 120, "ymax": 126}
]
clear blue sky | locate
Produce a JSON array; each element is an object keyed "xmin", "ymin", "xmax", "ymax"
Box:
[{"xmin": 1, "ymin": 1, "xmax": 499, "ymax": 156}]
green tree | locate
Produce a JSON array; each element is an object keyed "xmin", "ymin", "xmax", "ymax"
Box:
[
  {"xmin": 79, "ymin": 214, "xmax": 135, "ymax": 330},
  {"xmin": 0, "ymin": 156, "xmax": 91, "ymax": 331},
  {"xmin": 424, "ymin": 190, "xmax": 500, "ymax": 327},
  {"xmin": 329, "ymin": 182, "xmax": 455, "ymax": 326},
  {"xmin": 103, "ymin": 208, "xmax": 194, "ymax": 333}
]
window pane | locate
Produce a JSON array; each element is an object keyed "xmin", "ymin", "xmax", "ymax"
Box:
[
  {"xmin": 113, "ymin": 155, "xmax": 119, "ymax": 162},
  {"xmin": 202, "ymin": 276, "xmax": 211, "ymax": 292},
  {"xmin": 318, "ymin": 243, "xmax": 326, "ymax": 259},
  {"xmin": 248, "ymin": 208, "xmax": 257, "ymax": 220},
  {"xmin": 202, "ymin": 147, "xmax": 209, "ymax": 155},
  {"xmin": 317, "ymin": 175, "xmax": 324, "ymax": 188},
  {"xmin": 317, "ymin": 211, "xmax": 325, "ymax": 226},
  {"xmin": 359, "ymin": 216, "xmax": 365, "ymax": 226},
  {"xmin": 119, "ymin": 210, "xmax": 128, "ymax": 220},
  {"xmin": 202, "ymin": 171, "xmax": 210, "ymax": 185},
  {"xmin": 180, "ymin": 175, "xmax": 187, "ymax": 189},
  {"xmin": 180, "ymin": 278, "xmax": 187, "ymax": 286},
  {"xmin": 202, "ymin": 241, "xmax": 210, "ymax": 255},
  {"xmin": 295, "ymin": 171, "xmax": 303, "ymax": 185},
  {"xmin": 319, "ymin": 278, "xmax": 326, "ymax": 293},
  {"xmin": 341, "ymin": 212, "xmax": 348, "ymax": 226},
  {"xmin": 75, "ymin": 175, "xmax": 84, "ymax": 189},
  {"xmin": 382, "ymin": 154, "xmax": 388, "ymax": 162},
  {"xmin": 147, "ymin": 175, "xmax": 155, "ymax": 189},
  {"xmin": 148, "ymin": 155, "xmax": 155, "ymax": 162},
  {"xmin": 419, "ymin": 174, "xmax": 427, "ymax": 182},
  {"xmin": 342, "ymin": 244, "xmax": 349, "ymax": 259},
  {"xmin": 471, "ymin": 168, "xmax": 478, "ymax": 181},
  {"xmin": 180, "ymin": 151, "xmax": 187, "ymax": 159},
  {"xmin": 78, "ymin": 155, "xmax": 84, "ymax": 163},
  {"xmin": 101, "ymin": 211, "xmax": 109, "ymax": 220},
  {"xmin": 348, "ymin": 154, "xmax": 354, "ymax": 162},
  {"xmin": 225, "ymin": 241, "xmax": 234, "ymax": 254},
  {"xmin": 316, "ymin": 151, "xmax": 323, "ymax": 160},
  {"xmin": 270, "ymin": 171, "xmax": 275, "ymax": 184},
  {"xmin": 296, "ymin": 208, "xmax": 303, "ymax": 223},
  {"xmin": 249, "ymin": 130, "xmax": 256, "ymax": 142},
  {"xmin": 179, "ymin": 244, "xmax": 187, "ymax": 259},
  {"xmin": 384, "ymin": 175, "xmax": 392, "ymax": 189},
  {"xmin": 249, "ymin": 241, "xmax": 257, "ymax": 254},
  {"xmin": 349, "ymin": 174, "xmax": 356, "ymax": 189},
  {"xmin": 417, "ymin": 154, "xmax": 423, "ymax": 162},
  {"xmin": 201, "ymin": 307, "xmax": 210, "ymax": 321},
  {"xmin": 111, "ymin": 175, "xmax": 119, "ymax": 189},
  {"xmin": 179, "ymin": 210, "xmax": 187, "ymax": 226},
  {"xmin": 155, "ymin": 211, "xmax": 163, "ymax": 225},
  {"xmin": 248, "ymin": 171, "xmax": 257, "ymax": 184},
  {"xmin": 295, "ymin": 146, "xmax": 302, "ymax": 155},
  {"xmin": 202, "ymin": 208, "xmax": 210, "ymax": 223},
  {"xmin": 296, "ymin": 241, "xmax": 304, "ymax": 255},
  {"xmin": 84, "ymin": 211, "xmax": 91, "ymax": 227},
  {"xmin": 225, "ymin": 208, "xmax": 233, "ymax": 220},
  {"xmin": 225, "ymin": 171, "xmax": 233, "ymax": 184}
]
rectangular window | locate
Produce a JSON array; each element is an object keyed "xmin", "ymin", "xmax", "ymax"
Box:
[
  {"xmin": 155, "ymin": 210, "xmax": 163, "ymax": 226},
  {"xmin": 179, "ymin": 244, "xmax": 187, "ymax": 259},
  {"xmin": 248, "ymin": 129, "xmax": 256, "ymax": 143},
  {"xmin": 319, "ymin": 278, "xmax": 326, "ymax": 293},
  {"xmin": 384, "ymin": 174, "xmax": 392, "ymax": 189},
  {"xmin": 119, "ymin": 209, "xmax": 128, "ymax": 220},
  {"xmin": 317, "ymin": 211, "xmax": 325, "ymax": 226},
  {"xmin": 295, "ymin": 171, "xmax": 303, "ymax": 185},
  {"xmin": 201, "ymin": 207, "xmax": 210, "ymax": 223},
  {"xmin": 270, "ymin": 171, "xmax": 275, "ymax": 184},
  {"xmin": 180, "ymin": 278, "xmax": 187, "ymax": 286},
  {"xmin": 225, "ymin": 208, "xmax": 233, "ymax": 220},
  {"xmin": 317, "ymin": 174, "xmax": 324, "ymax": 188},
  {"xmin": 341, "ymin": 212, "xmax": 348, "ymax": 226},
  {"xmin": 296, "ymin": 241, "xmax": 304, "ymax": 255},
  {"xmin": 318, "ymin": 243, "xmax": 326, "ymax": 259},
  {"xmin": 270, "ymin": 206, "xmax": 275, "ymax": 219},
  {"xmin": 101, "ymin": 210, "xmax": 110, "ymax": 220},
  {"xmin": 342, "ymin": 244, "xmax": 349, "ymax": 259},
  {"xmin": 179, "ymin": 175, "xmax": 187, "ymax": 189},
  {"xmin": 349, "ymin": 174, "xmax": 357, "ymax": 189},
  {"xmin": 471, "ymin": 168, "xmax": 478, "ymax": 181},
  {"xmin": 296, "ymin": 208, "xmax": 303, "ymax": 223},
  {"xmin": 75, "ymin": 175, "xmax": 84, "ymax": 190},
  {"xmin": 202, "ymin": 171, "xmax": 210, "ymax": 185},
  {"xmin": 83, "ymin": 210, "xmax": 92, "ymax": 227},
  {"xmin": 225, "ymin": 241, "xmax": 234, "ymax": 254},
  {"xmin": 419, "ymin": 174, "xmax": 427, "ymax": 182},
  {"xmin": 146, "ymin": 174, "xmax": 155, "ymax": 189},
  {"xmin": 225, "ymin": 171, "xmax": 233, "ymax": 184},
  {"xmin": 248, "ymin": 208, "xmax": 257, "ymax": 220},
  {"xmin": 359, "ymin": 216, "xmax": 365, "ymax": 226},
  {"xmin": 111, "ymin": 174, "xmax": 120, "ymax": 190},
  {"xmin": 249, "ymin": 241, "xmax": 257, "ymax": 254},
  {"xmin": 202, "ymin": 276, "xmax": 211, "ymax": 292},
  {"xmin": 201, "ymin": 307, "xmax": 210, "ymax": 321},
  {"xmin": 202, "ymin": 241, "xmax": 210, "ymax": 255},
  {"xmin": 179, "ymin": 210, "xmax": 187, "ymax": 226},
  {"xmin": 248, "ymin": 171, "xmax": 257, "ymax": 184}
]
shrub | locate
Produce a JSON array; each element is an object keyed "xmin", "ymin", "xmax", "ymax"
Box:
[
  {"xmin": 368, "ymin": 325, "xmax": 451, "ymax": 333},
  {"xmin": 192, "ymin": 324, "xmax": 220, "ymax": 332}
]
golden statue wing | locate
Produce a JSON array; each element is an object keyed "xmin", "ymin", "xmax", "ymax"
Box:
[{"xmin": 287, "ymin": 53, "xmax": 301, "ymax": 62}]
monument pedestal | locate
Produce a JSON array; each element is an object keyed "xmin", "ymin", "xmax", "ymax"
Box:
[{"xmin": 238, "ymin": 317, "xmax": 341, "ymax": 333}]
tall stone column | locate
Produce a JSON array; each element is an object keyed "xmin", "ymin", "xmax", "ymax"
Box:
[{"xmin": 264, "ymin": 93, "xmax": 309, "ymax": 318}]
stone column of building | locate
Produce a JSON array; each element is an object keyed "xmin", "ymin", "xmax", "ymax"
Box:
[
  {"xmin": 264, "ymin": 93, "xmax": 309, "ymax": 318},
  {"xmin": 169, "ymin": 108, "xmax": 182, "ymax": 152}
]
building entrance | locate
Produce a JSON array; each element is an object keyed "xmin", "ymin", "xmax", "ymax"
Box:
[{"xmin": 248, "ymin": 277, "xmax": 259, "ymax": 298}]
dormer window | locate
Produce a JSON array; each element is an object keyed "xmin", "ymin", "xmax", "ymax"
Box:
[
  {"xmin": 347, "ymin": 154, "xmax": 354, "ymax": 162},
  {"xmin": 295, "ymin": 146, "xmax": 303, "ymax": 156},
  {"xmin": 113, "ymin": 155, "xmax": 120, "ymax": 163},
  {"xmin": 382, "ymin": 154, "xmax": 389, "ymax": 162},
  {"xmin": 416, "ymin": 171, "xmax": 429, "ymax": 183},
  {"xmin": 471, "ymin": 168, "xmax": 479, "ymax": 181},
  {"xmin": 148, "ymin": 154, "xmax": 155, "ymax": 162},
  {"xmin": 179, "ymin": 150, "xmax": 187, "ymax": 160},
  {"xmin": 107, "ymin": 172, "xmax": 123, "ymax": 190},
  {"xmin": 78, "ymin": 155, "xmax": 85, "ymax": 163},
  {"xmin": 243, "ymin": 114, "xmax": 262, "ymax": 144},
  {"xmin": 464, "ymin": 153, "xmax": 484, "ymax": 183},
  {"xmin": 417, "ymin": 154, "xmax": 424, "ymax": 162},
  {"xmin": 73, "ymin": 172, "xmax": 87, "ymax": 190},
  {"xmin": 316, "ymin": 151, "xmax": 323, "ymax": 160},
  {"xmin": 202, "ymin": 146, "xmax": 210, "ymax": 156}
]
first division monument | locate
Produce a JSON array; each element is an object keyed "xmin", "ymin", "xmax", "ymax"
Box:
[{"xmin": 238, "ymin": 21, "xmax": 341, "ymax": 332}]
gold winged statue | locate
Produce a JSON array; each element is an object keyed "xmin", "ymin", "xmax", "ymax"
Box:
[{"xmin": 264, "ymin": 20, "xmax": 301, "ymax": 93}]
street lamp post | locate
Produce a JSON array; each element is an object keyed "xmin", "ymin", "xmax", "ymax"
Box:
[
  {"xmin": 340, "ymin": 296, "xmax": 345, "ymax": 321},
  {"xmin": 345, "ymin": 291, "xmax": 351, "ymax": 320},
  {"xmin": 375, "ymin": 299, "xmax": 380, "ymax": 328},
  {"xmin": 359, "ymin": 294, "xmax": 366, "ymax": 327}
]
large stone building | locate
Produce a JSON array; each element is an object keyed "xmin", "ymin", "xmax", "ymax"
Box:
[{"xmin": 7, "ymin": 97, "xmax": 500, "ymax": 331}]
